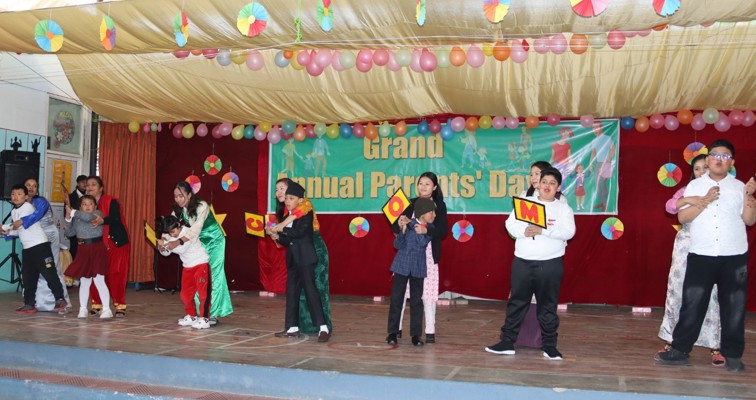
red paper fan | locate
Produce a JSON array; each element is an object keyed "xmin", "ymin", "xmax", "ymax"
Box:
[{"xmin": 570, "ymin": 0, "xmax": 610, "ymax": 17}]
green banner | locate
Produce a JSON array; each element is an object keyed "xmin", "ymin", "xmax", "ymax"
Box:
[{"xmin": 269, "ymin": 119, "xmax": 619, "ymax": 214}]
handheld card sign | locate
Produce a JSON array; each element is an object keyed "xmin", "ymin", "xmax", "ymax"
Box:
[
  {"xmin": 512, "ymin": 197, "xmax": 547, "ymax": 229},
  {"xmin": 382, "ymin": 187, "xmax": 410, "ymax": 224}
]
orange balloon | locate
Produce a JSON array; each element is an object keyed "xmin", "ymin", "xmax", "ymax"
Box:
[
  {"xmin": 525, "ymin": 116, "xmax": 540, "ymax": 129},
  {"xmin": 652, "ymin": 24, "xmax": 668, "ymax": 31},
  {"xmin": 449, "ymin": 46, "xmax": 466, "ymax": 67},
  {"xmin": 677, "ymin": 109, "xmax": 693, "ymax": 125},
  {"xmin": 283, "ymin": 50, "xmax": 294, "ymax": 59},
  {"xmin": 569, "ymin": 34, "xmax": 589, "ymax": 55},
  {"xmin": 293, "ymin": 125, "xmax": 306, "ymax": 142},
  {"xmin": 365, "ymin": 122, "xmax": 378, "ymax": 140},
  {"xmin": 395, "ymin": 120, "xmax": 407, "ymax": 136},
  {"xmin": 492, "ymin": 41, "xmax": 510, "ymax": 61},
  {"xmin": 635, "ymin": 116, "xmax": 650, "ymax": 133},
  {"xmin": 190, "ymin": 49, "xmax": 203, "ymax": 56},
  {"xmin": 465, "ymin": 117, "xmax": 479, "ymax": 131}
]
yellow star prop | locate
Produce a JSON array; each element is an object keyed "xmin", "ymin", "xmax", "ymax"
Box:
[{"xmin": 210, "ymin": 204, "xmax": 227, "ymax": 236}]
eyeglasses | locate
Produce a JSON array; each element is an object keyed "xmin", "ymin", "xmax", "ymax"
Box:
[{"xmin": 708, "ymin": 152, "xmax": 733, "ymax": 161}]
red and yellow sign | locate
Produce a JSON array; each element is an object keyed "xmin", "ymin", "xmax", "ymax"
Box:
[
  {"xmin": 382, "ymin": 188, "xmax": 410, "ymax": 224},
  {"xmin": 245, "ymin": 212, "xmax": 265, "ymax": 238},
  {"xmin": 512, "ymin": 197, "xmax": 547, "ymax": 229}
]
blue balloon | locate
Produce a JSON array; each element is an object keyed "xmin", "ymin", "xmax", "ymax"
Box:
[
  {"xmin": 339, "ymin": 123, "xmax": 353, "ymax": 138},
  {"xmin": 281, "ymin": 120, "xmax": 296, "ymax": 134},
  {"xmin": 243, "ymin": 125, "xmax": 255, "ymax": 139},
  {"xmin": 417, "ymin": 120, "xmax": 429, "ymax": 135},
  {"xmin": 274, "ymin": 51, "xmax": 290, "ymax": 68},
  {"xmin": 620, "ymin": 117, "xmax": 635, "ymax": 130},
  {"xmin": 440, "ymin": 124, "xmax": 454, "ymax": 140}
]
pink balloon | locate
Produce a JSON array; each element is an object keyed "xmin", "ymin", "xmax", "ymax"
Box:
[
  {"xmin": 356, "ymin": 61, "xmax": 372, "ymax": 73},
  {"xmin": 664, "ymin": 115, "xmax": 679, "ymax": 131},
  {"xmin": 492, "ymin": 116, "xmax": 506, "ymax": 129},
  {"xmin": 353, "ymin": 123, "xmax": 365, "ymax": 139},
  {"xmin": 305, "ymin": 124, "xmax": 316, "ymax": 138},
  {"xmin": 549, "ymin": 34, "xmax": 567, "ymax": 55},
  {"xmin": 202, "ymin": 49, "xmax": 219, "ymax": 59},
  {"xmin": 157, "ymin": 123, "xmax": 162, "ymax": 132},
  {"xmin": 387, "ymin": 50, "xmax": 401, "ymax": 71},
  {"xmin": 506, "ymin": 117, "xmax": 520, "ymax": 130},
  {"xmin": 510, "ymin": 50, "xmax": 528, "ymax": 63},
  {"xmin": 172, "ymin": 124, "xmax": 184, "ymax": 138},
  {"xmin": 410, "ymin": 49, "xmax": 423, "ymax": 72},
  {"xmin": 253, "ymin": 126, "xmax": 266, "ymax": 141},
  {"xmin": 173, "ymin": 50, "xmax": 190, "ymax": 59},
  {"xmin": 714, "ymin": 112, "xmax": 731, "ymax": 132},
  {"xmin": 314, "ymin": 49, "xmax": 333, "ymax": 68},
  {"xmin": 245, "ymin": 51, "xmax": 265, "ymax": 70},
  {"xmin": 373, "ymin": 49, "xmax": 389, "ymax": 66},
  {"xmin": 306, "ymin": 61, "xmax": 324, "ymax": 76},
  {"xmin": 649, "ymin": 114, "xmax": 664, "ymax": 129},
  {"xmin": 534, "ymin": 38, "xmax": 549, "ymax": 54},
  {"xmin": 728, "ymin": 110, "xmax": 744, "ymax": 126},
  {"xmin": 623, "ymin": 30, "xmax": 638, "ymax": 38},
  {"xmin": 466, "ymin": 45, "xmax": 485, "ymax": 68},
  {"xmin": 428, "ymin": 119, "xmax": 442, "ymax": 134},
  {"xmin": 451, "ymin": 116, "xmax": 466, "ymax": 132},
  {"xmin": 219, "ymin": 122, "xmax": 233, "ymax": 136},
  {"xmin": 580, "ymin": 114, "xmax": 595, "ymax": 128},
  {"xmin": 211, "ymin": 125, "xmax": 221, "ymax": 138},
  {"xmin": 742, "ymin": 110, "xmax": 755, "ymax": 127},
  {"xmin": 357, "ymin": 49, "xmax": 373, "ymax": 64},
  {"xmin": 546, "ymin": 113, "xmax": 561, "ymax": 126},
  {"xmin": 196, "ymin": 123, "xmax": 208, "ymax": 137},
  {"xmin": 267, "ymin": 129, "xmax": 282, "ymax": 144},
  {"xmin": 607, "ymin": 30, "xmax": 626, "ymax": 50},
  {"xmin": 296, "ymin": 51, "xmax": 311, "ymax": 66},
  {"xmin": 420, "ymin": 49, "xmax": 437, "ymax": 71},
  {"xmin": 142, "ymin": 123, "xmax": 150, "ymax": 133},
  {"xmin": 691, "ymin": 113, "xmax": 706, "ymax": 131},
  {"xmin": 331, "ymin": 51, "xmax": 344, "ymax": 72},
  {"xmin": 637, "ymin": 29, "xmax": 652, "ymax": 37}
]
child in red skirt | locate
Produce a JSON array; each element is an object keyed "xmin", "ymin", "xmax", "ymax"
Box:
[
  {"xmin": 156, "ymin": 215, "xmax": 212, "ymax": 330},
  {"xmin": 64, "ymin": 195, "xmax": 113, "ymax": 319}
]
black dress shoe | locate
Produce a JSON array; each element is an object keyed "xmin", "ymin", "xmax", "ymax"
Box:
[
  {"xmin": 317, "ymin": 331, "xmax": 332, "ymax": 343},
  {"xmin": 386, "ymin": 333, "xmax": 398, "ymax": 345},
  {"xmin": 274, "ymin": 330, "xmax": 301, "ymax": 338},
  {"xmin": 412, "ymin": 336, "xmax": 424, "ymax": 346},
  {"xmin": 425, "ymin": 334, "xmax": 435, "ymax": 344}
]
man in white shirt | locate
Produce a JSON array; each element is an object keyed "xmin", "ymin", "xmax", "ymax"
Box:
[{"xmin": 656, "ymin": 139, "xmax": 756, "ymax": 372}]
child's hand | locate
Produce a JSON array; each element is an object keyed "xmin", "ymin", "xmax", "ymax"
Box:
[
  {"xmin": 400, "ymin": 224, "xmax": 407, "ymax": 234},
  {"xmin": 414, "ymin": 224, "xmax": 428, "ymax": 235},
  {"xmin": 524, "ymin": 225, "xmax": 542, "ymax": 237},
  {"xmin": 702, "ymin": 186, "xmax": 720, "ymax": 206},
  {"xmin": 65, "ymin": 204, "xmax": 72, "ymax": 218},
  {"xmin": 11, "ymin": 220, "xmax": 22, "ymax": 230}
]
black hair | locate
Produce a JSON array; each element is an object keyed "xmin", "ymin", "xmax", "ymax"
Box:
[
  {"xmin": 78, "ymin": 194, "xmax": 97, "ymax": 208},
  {"xmin": 275, "ymin": 178, "xmax": 295, "ymax": 223},
  {"xmin": 709, "ymin": 139, "xmax": 735, "ymax": 158},
  {"xmin": 23, "ymin": 177, "xmax": 40, "ymax": 198},
  {"xmin": 155, "ymin": 215, "xmax": 182, "ymax": 235},
  {"xmin": 689, "ymin": 154, "xmax": 708, "ymax": 181},
  {"xmin": 540, "ymin": 167, "xmax": 563, "ymax": 186},
  {"xmin": 76, "ymin": 175, "xmax": 89, "ymax": 183},
  {"xmin": 174, "ymin": 181, "xmax": 200, "ymax": 219},
  {"xmin": 11, "ymin": 184, "xmax": 27, "ymax": 195},
  {"xmin": 526, "ymin": 161, "xmax": 553, "ymax": 196},
  {"xmin": 88, "ymin": 176, "xmax": 104, "ymax": 190},
  {"xmin": 417, "ymin": 171, "xmax": 444, "ymax": 203}
]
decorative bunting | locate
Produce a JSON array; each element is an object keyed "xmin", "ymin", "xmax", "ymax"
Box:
[
  {"xmin": 416, "ymin": 0, "xmax": 426, "ymax": 26},
  {"xmin": 221, "ymin": 171, "xmax": 240, "ymax": 192},
  {"xmin": 601, "ymin": 217, "xmax": 624, "ymax": 240},
  {"xmin": 34, "ymin": 19, "xmax": 64, "ymax": 53},
  {"xmin": 237, "ymin": 2, "xmax": 268, "ymax": 37},
  {"xmin": 349, "ymin": 217, "xmax": 370, "ymax": 238},
  {"xmin": 99, "ymin": 16, "xmax": 116, "ymax": 51},
  {"xmin": 657, "ymin": 163, "xmax": 682, "ymax": 187},
  {"xmin": 483, "ymin": 0, "xmax": 510, "ymax": 23},
  {"xmin": 204, "ymin": 155, "xmax": 222, "ymax": 175},
  {"xmin": 452, "ymin": 220, "xmax": 474, "ymax": 242},
  {"xmin": 317, "ymin": 0, "xmax": 333, "ymax": 32},
  {"xmin": 185, "ymin": 175, "xmax": 201, "ymax": 194},
  {"xmin": 570, "ymin": 0, "xmax": 610, "ymax": 17},
  {"xmin": 653, "ymin": 0, "xmax": 681, "ymax": 17},
  {"xmin": 683, "ymin": 142, "xmax": 707, "ymax": 164},
  {"xmin": 174, "ymin": 12, "xmax": 189, "ymax": 47}
]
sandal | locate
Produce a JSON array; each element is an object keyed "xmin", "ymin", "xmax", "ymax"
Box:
[{"xmin": 711, "ymin": 350, "xmax": 725, "ymax": 367}]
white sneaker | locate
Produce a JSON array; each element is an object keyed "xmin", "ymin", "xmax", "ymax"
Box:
[
  {"xmin": 100, "ymin": 309, "xmax": 114, "ymax": 319},
  {"xmin": 192, "ymin": 317, "xmax": 210, "ymax": 330},
  {"xmin": 78, "ymin": 308, "xmax": 88, "ymax": 319},
  {"xmin": 178, "ymin": 315, "xmax": 197, "ymax": 326}
]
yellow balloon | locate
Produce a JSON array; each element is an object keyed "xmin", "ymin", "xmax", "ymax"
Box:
[
  {"xmin": 259, "ymin": 121, "xmax": 272, "ymax": 133},
  {"xmin": 482, "ymin": 43, "xmax": 494, "ymax": 57},
  {"xmin": 181, "ymin": 123, "xmax": 195, "ymax": 139},
  {"xmin": 478, "ymin": 115, "xmax": 493, "ymax": 129},
  {"xmin": 290, "ymin": 51, "xmax": 305, "ymax": 70},
  {"xmin": 231, "ymin": 124, "xmax": 245, "ymax": 140},
  {"xmin": 326, "ymin": 123, "xmax": 339, "ymax": 139},
  {"xmin": 128, "ymin": 121, "xmax": 139, "ymax": 133},
  {"xmin": 231, "ymin": 51, "xmax": 247, "ymax": 65}
]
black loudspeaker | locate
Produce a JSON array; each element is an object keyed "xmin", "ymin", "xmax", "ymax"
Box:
[{"xmin": 0, "ymin": 150, "xmax": 40, "ymax": 200}]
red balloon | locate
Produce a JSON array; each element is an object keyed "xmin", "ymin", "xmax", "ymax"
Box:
[
  {"xmin": 429, "ymin": 119, "xmax": 442, "ymax": 134},
  {"xmin": 305, "ymin": 125, "xmax": 316, "ymax": 139}
]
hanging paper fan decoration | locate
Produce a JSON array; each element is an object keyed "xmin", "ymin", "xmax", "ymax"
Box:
[
  {"xmin": 452, "ymin": 220, "xmax": 474, "ymax": 242},
  {"xmin": 683, "ymin": 142, "xmax": 707, "ymax": 164},
  {"xmin": 237, "ymin": 2, "xmax": 268, "ymax": 37},
  {"xmin": 601, "ymin": 217, "xmax": 624, "ymax": 240},
  {"xmin": 204, "ymin": 155, "xmax": 222, "ymax": 175},
  {"xmin": 34, "ymin": 19, "xmax": 64, "ymax": 53},
  {"xmin": 728, "ymin": 165, "xmax": 736, "ymax": 177},
  {"xmin": 570, "ymin": 0, "xmax": 610, "ymax": 17},
  {"xmin": 174, "ymin": 12, "xmax": 189, "ymax": 47},
  {"xmin": 185, "ymin": 175, "xmax": 201, "ymax": 194},
  {"xmin": 349, "ymin": 217, "xmax": 370, "ymax": 238},
  {"xmin": 416, "ymin": 0, "xmax": 426, "ymax": 26},
  {"xmin": 99, "ymin": 16, "xmax": 116, "ymax": 51},
  {"xmin": 483, "ymin": 0, "xmax": 510, "ymax": 23},
  {"xmin": 221, "ymin": 172, "xmax": 240, "ymax": 192},
  {"xmin": 317, "ymin": 0, "xmax": 333, "ymax": 32},
  {"xmin": 653, "ymin": 0, "xmax": 681, "ymax": 17},
  {"xmin": 657, "ymin": 163, "xmax": 682, "ymax": 187}
]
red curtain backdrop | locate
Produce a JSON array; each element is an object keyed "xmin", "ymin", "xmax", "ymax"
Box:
[
  {"xmin": 154, "ymin": 127, "xmax": 261, "ymax": 291},
  {"xmin": 158, "ymin": 122, "xmax": 756, "ymax": 310},
  {"xmin": 98, "ymin": 122, "xmax": 156, "ymax": 283}
]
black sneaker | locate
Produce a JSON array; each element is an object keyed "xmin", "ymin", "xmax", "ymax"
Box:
[
  {"xmin": 425, "ymin": 334, "xmax": 435, "ymax": 344},
  {"xmin": 543, "ymin": 346, "xmax": 563, "ymax": 360},
  {"xmin": 411, "ymin": 336, "xmax": 424, "ymax": 346},
  {"xmin": 53, "ymin": 299, "xmax": 68, "ymax": 314},
  {"xmin": 485, "ymin": 340, "xmax": 515, "ymax": 355},
  {"xmin": 654, "ymin": 348, "xmax": 690, "ymax": 365},
  {"xmin": 396, "ymin": 329, "xmax": 402, "ymax": 339},
  {"xmin": 725, "ymin": 357, "xmax": 746, "ymax": 373},
  {"xmin": 386, "ymin": 333, "xmax": 398, "ymax": 345}
]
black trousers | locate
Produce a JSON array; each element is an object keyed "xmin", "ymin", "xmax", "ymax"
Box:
[
  {"xmin": 672, "ymin": 252, "xmax": 748, "ymax": 358},
  {"xmin": 285, "ymin": 261, "xmax": 325, "ymax": 329},
  {"xmin": 500, "ymin": 256, "xmax": 564, "ymax": 347},
  {"xmin": 387, "ymin": 273, "xmax": 424, "ymax": 336},
  {"xmin": 22, "ymin": 242, "xmax": 65, "ymax": 306}
]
